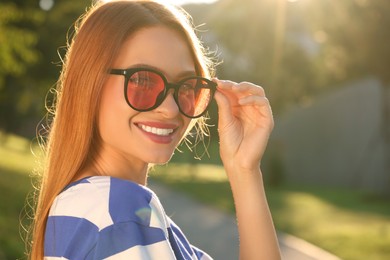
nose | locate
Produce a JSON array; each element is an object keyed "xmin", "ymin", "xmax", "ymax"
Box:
[{"xmin": 155, "ymin": 91, "xmax": 180, "ymax": 118}]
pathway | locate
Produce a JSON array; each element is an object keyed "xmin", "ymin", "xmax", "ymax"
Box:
[{"xmin": 148, "ymin": 181, "xmax": 341, "ymax": 260}]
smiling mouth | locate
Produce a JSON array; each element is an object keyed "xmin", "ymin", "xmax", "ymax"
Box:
[{"xmin": 138, "ymin": 124, "xmax": 175, "ymax": 136}]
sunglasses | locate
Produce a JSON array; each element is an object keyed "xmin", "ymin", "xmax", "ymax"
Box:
[{"xmin": 109, "ymin": 67, "xmax": 216, "ymax": 118}]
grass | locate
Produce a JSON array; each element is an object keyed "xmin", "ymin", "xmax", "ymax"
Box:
[
  {"xmin": 153, "ymin": 163, "xmax": 390, "ymax": 260},
  {"xmin": 0, "ymin": 133, "xmax": 38, "ymax": 259},
  {"xmin": 1, "ymin": 132, "xmax": 390, "ymax": 259},
  {"xmin": 268, "ymin": 186, "xmax": 390, "ymax": 259}
]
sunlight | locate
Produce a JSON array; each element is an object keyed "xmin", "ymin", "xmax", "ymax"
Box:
[
  {"xmin": 99, "ymin": 0, "xmax": 218, "ymax": 5},
  {"xmin": 166, "ymin": 0, "xmax": 218, "ymax": 5},
  {"xmin": 271, "ymin": 0, "xmax": 287, "ymax": 84},
  {"xmin": 39, "ymin": 0, "xmax": 54, "ymax": 11}
]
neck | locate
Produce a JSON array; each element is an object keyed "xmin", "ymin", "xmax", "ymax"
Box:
[{"xmin": 78, "ymin": 146, "xmax": 149, "ymax": 185}]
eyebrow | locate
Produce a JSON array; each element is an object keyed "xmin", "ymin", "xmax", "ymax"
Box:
[{"xmin": 126, "ymin": 63, "xmax": 197, "ymax": 80}]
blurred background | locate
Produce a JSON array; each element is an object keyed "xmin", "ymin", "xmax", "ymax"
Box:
[{"xmin": 0, "ymin": 0, "xmax": 389, "ymax": 259}]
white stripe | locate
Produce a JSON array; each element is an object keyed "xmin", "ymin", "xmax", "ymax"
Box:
[
  {"xmin": 149, "ymin": 193, "xmax": 170, "ymax": 238},
  {"xmin": 49, "ymin": 177, "xmax": 114, "ymax": 230}
]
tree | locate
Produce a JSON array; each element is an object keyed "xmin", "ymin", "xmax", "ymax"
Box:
[
  {"xmin": 186, "ymin": 0, "xmax": 320, "ymax": 115},
  {"xmin": 0, "ymin": 2, "xmax": 43, "ymax": 134},
  {"xmin": 0, "ymin": 0, "xmax": 90, "ymax": 136}
]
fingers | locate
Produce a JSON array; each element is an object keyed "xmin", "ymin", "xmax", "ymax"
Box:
[
  {"xmin": 214, "ymin": 90, "xmax": 234, "ymax": 124},
  {"xmin": 233, "ymin": 82, "xmax": 265, "ymax": 97},
  {"xmin": 215, "ymin": 79, "xmax": 265, "ymax": 95},
  {"xmin": 213, "ymin": 78, "xmax": 274, "ymax": 130},
  {"xmin": 238, "ymin": 95, "xmax": 269, "ymax": 106},
  {"xmin": 213, "ymin": 79, "xmax": 267, "ymax": 105},
  {"xmin": 214, "ymin": 78, "xmax": 273, "ymax": 123}
]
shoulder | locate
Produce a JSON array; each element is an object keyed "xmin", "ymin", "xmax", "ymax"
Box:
[
  {"xmin": 45, "ymin": 177, "xmax": 173, "ymax": 258},
  {"xmin": 49, "ymin": 176, "xmax": 164, "ymax": 229}
]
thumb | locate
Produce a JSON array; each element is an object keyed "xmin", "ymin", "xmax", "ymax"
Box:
[{"xmin": 214, "ymin": 90, "xmax": 234, "ymax": 128}]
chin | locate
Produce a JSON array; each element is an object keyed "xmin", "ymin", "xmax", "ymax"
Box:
[{"xmin": 146, "ymin": 152, "xmax": 174, "ymax": 165}]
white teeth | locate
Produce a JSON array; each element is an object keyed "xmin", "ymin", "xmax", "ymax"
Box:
[{"xmin": 139, "ymin": 124, "xmax": 174, "ymax": 136}]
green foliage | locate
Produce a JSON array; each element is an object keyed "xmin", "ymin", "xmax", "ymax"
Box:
[
  {"xmin": 0, "ymin": 3, "xmax": 43, "ymax": 81},
  {"xmin": 304, "ymin": 0, "xmax": 390, "ymax": 84},
  {"xmin": 0, "ymin": 0, "xmax": 90, "ymax": 135},
  {"xmin": 316, "ymin": 5, "xmax": 390, "ymax": 95},
  {"xmin": 0, "ymin": 2, "xmax": 44, "ymax": 135},
  {"xmin": 185, "ymin": 0, "xmax": 325, "ymax": 114},
  {"xmin": 185, "ymin": 0, "xmax": 390, "ymax": 115}
]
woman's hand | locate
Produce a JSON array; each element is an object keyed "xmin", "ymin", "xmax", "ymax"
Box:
[
  {"xmin": 214, "ymin": 79, "xmax": 281, "ymax": 259},
  {"xmin": 214, "ymin": 79, "xmax": 274, "ymax": 174}
]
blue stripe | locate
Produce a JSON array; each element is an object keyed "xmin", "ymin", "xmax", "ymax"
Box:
[
  {"xmin": 45, "ymin": 216, "xmax": 98, "ymax": 259},
  {"xmin": 45, "ymin": 217, "xmax": 167, "ymax": 259},
  {"xmin": 168, "ymin": 227, "xmax": 186, "ymax": 260},
  {"xmin": 192, "ymin": 246, "xmax": 206, "ymax": 259},
  {"xmin": 169, "ymin": 225, "xmax": 200, "ymax": 260},
  {"xmin": 108, "ymin": 177, "xmax": 153, "ymax": 225},
  {"xmin": 91, "ymin": 221, "xmax": 166, "ymax": 258},
  {"xmin": 170, "ymin": 223, "xmax": 193, "ymax": 258}
]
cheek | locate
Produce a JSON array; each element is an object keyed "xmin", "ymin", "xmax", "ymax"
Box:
[
  {"xmin": 98, "ymin": 80, "xmax": 133, "ymax": 140},
  {"xmin": 100, "ymin": 83, "xmax": 118, "ymax": 123}
]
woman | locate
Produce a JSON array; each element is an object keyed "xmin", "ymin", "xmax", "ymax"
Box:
[{"xmin": 29, "ymin": 0, "xmax": 281, "ymax": 259}]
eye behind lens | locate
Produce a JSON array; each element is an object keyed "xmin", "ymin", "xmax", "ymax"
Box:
[
  {"xmin": 127, "ymin": 70, "xmax": 166, "ymax": 110},
  {"xmin": 178, "ymin": 83, "xmax": 212, "ymax": 118}
]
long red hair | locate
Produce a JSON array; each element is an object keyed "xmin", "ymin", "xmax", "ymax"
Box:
[{"xmin": 29, "ymin": 1, "xmax": 214, "ymax": 258}]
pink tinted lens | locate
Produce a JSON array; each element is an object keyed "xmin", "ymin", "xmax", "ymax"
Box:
[
  {"xmin": 178, "ymin": 79, "xmax": 211, "ymax": 117},
  {"xmin": 126, "ymin": 71, "xmax": 165, "ymax": 110}
]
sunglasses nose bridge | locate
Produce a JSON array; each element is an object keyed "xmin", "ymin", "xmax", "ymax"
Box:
[
  {"xmin": 164, "ymin": 83, "xmax": 182, "ymax": 103},
  {"xmin": 163, "ymin": 82, "xmax": 185, "ymax": 111},
  {"xmin": 165, "ymin": 82, "xmax": 180, "ymax": 93}
]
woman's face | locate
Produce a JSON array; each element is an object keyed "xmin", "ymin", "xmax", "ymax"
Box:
[{"xmin": 98, "ymin": 26, "xmax": 194, "ymax": 170}]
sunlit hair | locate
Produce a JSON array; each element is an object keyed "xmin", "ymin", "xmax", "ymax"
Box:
[{"xmin": 28, "ymin": 0, "xmax": 215, "ymax": 258}]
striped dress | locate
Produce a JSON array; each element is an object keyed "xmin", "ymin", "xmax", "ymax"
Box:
[{"xmin": 44, "ymin": 176, "xmax": 212, "ymax": 259}]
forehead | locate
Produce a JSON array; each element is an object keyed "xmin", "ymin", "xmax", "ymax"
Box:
[{"xmin": 113, "ymin": 26, "xmax": 195, "ymax": 79}]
